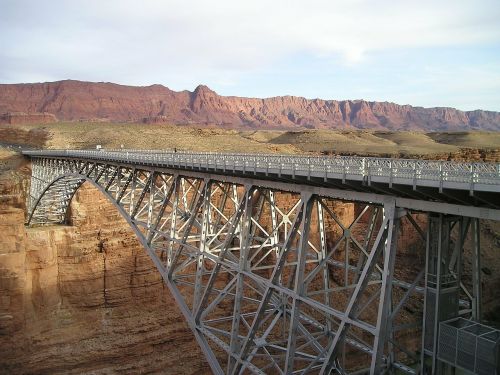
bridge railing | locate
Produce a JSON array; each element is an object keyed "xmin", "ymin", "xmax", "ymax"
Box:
[{"xmin": 22, "ymin": 149, "xmax": 500, "ymax": 188}]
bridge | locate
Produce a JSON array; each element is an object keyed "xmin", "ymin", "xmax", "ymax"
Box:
[{"xmin": 23, "ymin": 149, "xmax": 500, "ymax": 375}]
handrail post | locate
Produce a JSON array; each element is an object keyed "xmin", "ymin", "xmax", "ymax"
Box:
[
  {"xmin": 361, "ymin": 158, "xmax": 366, "ymax": 185},
  {"xmin": 439, "ymin": 162, "xmax": 443, "ymax": 193},
  {"xmin": 342, "ymin": 159, "xmax": 346, "ymax": 184},
  {"xmin": 413, "ymin": 161, "xmax": 417, "ymax": 190},
  {"xmin": 389, "ymin": 160, "xmax": 393, "ymax": 188},
  {"xmin": 470, "ymin": 163, "xmax": 475, "ymax": 196}
]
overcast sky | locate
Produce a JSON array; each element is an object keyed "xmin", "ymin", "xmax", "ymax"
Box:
[{"xmin": 1, "ymin": 0, "xmax": 499, "ymax": 111}]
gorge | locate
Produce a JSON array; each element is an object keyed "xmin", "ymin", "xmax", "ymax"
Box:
[
  {"xmin": 0, "ymin": 151, "xmax": 208, "ymax": 373},
  {"xmin": 2, "ymin": 146, "xmax": 500, "ymax": 373}
]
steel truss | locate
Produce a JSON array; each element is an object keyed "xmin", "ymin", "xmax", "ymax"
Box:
[{"xmin": 26, "ymin": 157, "xmax": 491, "ymax": 375}]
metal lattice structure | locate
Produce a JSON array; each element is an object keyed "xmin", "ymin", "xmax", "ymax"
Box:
[{"xmin": 23, "ymin": 150, "xmax": 500, "ymax": 375}]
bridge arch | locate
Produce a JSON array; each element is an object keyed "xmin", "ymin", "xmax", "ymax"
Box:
[
  {"xmin": 29, "ymin": 173, "xmax": 85, "ymax": 224},
  {"xmin": 28, "ymin": 169, "xmax": 226, "ymax": 372},
  {"xmin": 28, "ymin": 172, "xmax": 160, "ymax": 266}
]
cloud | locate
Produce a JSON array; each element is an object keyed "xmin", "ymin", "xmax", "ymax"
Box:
[
  {"xmin": 2, "ymin": 0, "xmax": 499, "ymax": 68},
  {"xmin": 0, "ymin": 0, "xmax": 499, "ymax": 110}
]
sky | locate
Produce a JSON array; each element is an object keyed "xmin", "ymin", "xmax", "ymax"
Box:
[{"xmin": 1, "ymin": 0, "xmax": 500, "ymax": 111}]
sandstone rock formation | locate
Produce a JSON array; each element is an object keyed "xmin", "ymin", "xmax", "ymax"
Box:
[
  {"xmin": 1, "ymin": 80, "xmax": 499, "ymax": 131},
  {"xmin": 0, "ymin": 155, "xmax": 208, "ymax": 374},
  {"xmin": 0, "ymin": 112, "xmax": 57, "ymax": 125}
]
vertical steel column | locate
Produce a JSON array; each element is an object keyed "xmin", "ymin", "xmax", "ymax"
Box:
[
  {"xmin": 421, "ymin": 214, "xmax": 465, "ymax": 374},
  {"xmin": 167, "ymin": 177, "xmax": 180, "ymax": 271},
  {"xmin": 284, "ymin": 193, "xmax": 314, "ymax": 373},
  {"xmin": 228, "ymin": 185, "xmax": 254, "ymax": 374},
  {"xmin": 421, "ymin": 214, "xmax": 444, "ymax": 374},
  {"xmin": 232, "ymin": 184, "xmax": 242, "ymax": 244},
  {"xmin": 354, "ymin": 206, "xmax": 379, "ymax": 282},
  {"xmin": 471, "ymin": 218, "xmax": 482, "ymax": 322},
  {"xmin": 128, "ymin": 169, "xmax": 137, "ymax": 216},
  {"xmin": 370, "ymin": 203, "xmax": 403, "ymax": 374},
  {"xmin": 317, "ymin": 202, "xmax": 331, "ymax": 334},
  {"xmin": 194, "ymin": 180, "xmax": 212, "ymax": 310},
  {"xmin": 147, "ymin": 172, "xmax": 156, "ymax": 231},
  {"xmin": 268, "ymin": 190, "xmax": 286, "ymax": 333},
  {"xmin": 269, "ymin": 191, "xmax": 279, "ymax": 258}
]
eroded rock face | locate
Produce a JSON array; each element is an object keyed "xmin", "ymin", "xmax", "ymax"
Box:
[
  {"xmin": 0, "ymin": 112, "xmax": 57, "ymax": 125},
  {"xmin": 1, "ymin": 80, "xmax": 499, "ymax": 130},
  {"xmin": 0, "ymin": 182, "xmax": 208, "ymax": 374}
]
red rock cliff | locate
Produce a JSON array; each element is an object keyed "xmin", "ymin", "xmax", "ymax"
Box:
[
  {"xmin": 0, "ymin": 159, "xmax": 208, "ymax": 374},
  {"xmin": 1, "ymin": 80, "xmax": 499, "ymax": 131}
]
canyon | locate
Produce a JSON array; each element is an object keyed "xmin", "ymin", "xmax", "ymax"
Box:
[
  {"xmin": 1, "ymin": 80, "xmax": 500, "ymax": 131},
  {"xmin": 1, "ymin": 147, "xmax": 500, "ymax": 373},
  {"xmin": 0, "ymin": 150, "xmax": 208, "ymax": 374}
]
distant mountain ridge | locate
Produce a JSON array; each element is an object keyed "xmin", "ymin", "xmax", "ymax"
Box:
[{"xmin": 0, "ymin": 80, "xmax": 499, "ymax": 131}]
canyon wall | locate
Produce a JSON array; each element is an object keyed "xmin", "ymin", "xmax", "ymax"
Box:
[
  {"xmin": 1, "ymin": 80, "xmax": 499, "ymax": 131},
  {"xmin": 0, "ymin": 112, "xmax": 57, "ymax": 125},
  {"xmin": 0, "ymin": 157, "xmax": 208, "ymax": 374}
]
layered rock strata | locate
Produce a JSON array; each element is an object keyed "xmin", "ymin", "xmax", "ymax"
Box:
[
  {"xmin": 1, "ymin": 80, "xmax": 499, "ymax": 130},
  {"xmin": 0, "ymin": 177, "xmax": 208, "ymax": 374}
]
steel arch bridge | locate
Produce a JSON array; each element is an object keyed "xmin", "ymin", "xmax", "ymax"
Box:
[{"xmin": 23, "ymin": 149, "xmax": 500, "ymax": 375}]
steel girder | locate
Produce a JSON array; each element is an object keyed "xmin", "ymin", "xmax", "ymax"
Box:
[{"xmin": 26, "ymin": 157, "xmax": 487, "ymax": 375}]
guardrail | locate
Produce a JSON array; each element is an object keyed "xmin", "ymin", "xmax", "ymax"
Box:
[{"xmin": 23, "ymin": 149, "xmax": 500, "ymax": 190}]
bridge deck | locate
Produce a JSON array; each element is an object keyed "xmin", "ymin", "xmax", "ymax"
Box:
[{"xmin": 23, "ymin": 149, "xmax": 500, "ymax": 209}]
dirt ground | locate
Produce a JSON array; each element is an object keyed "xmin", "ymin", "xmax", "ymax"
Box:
[{"xmin": 1, "ymin": 122, "xmax": 500, "ymax": 160}]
